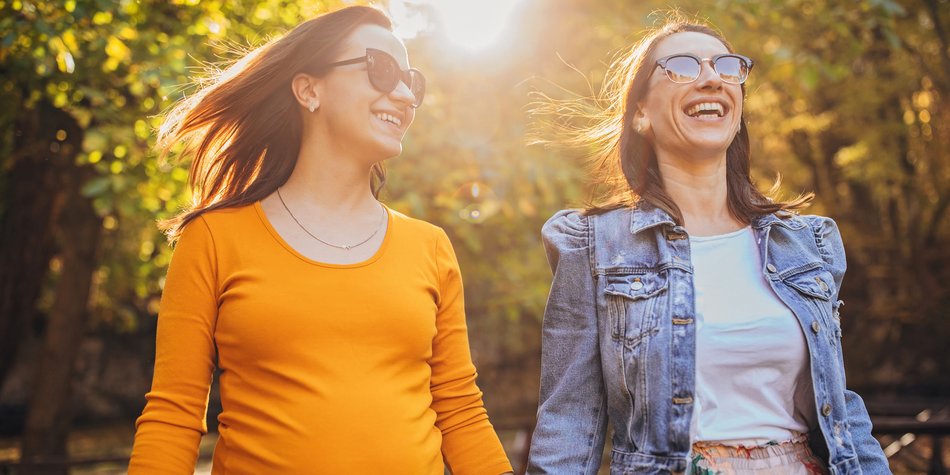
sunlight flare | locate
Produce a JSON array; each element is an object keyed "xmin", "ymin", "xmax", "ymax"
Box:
[{"xmin": 390, "ymin": 0, "xmax": 526, "ymax": 51}]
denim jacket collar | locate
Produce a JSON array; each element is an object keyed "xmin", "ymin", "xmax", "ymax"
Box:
[
  {"xmin": 629, "ymin": 200, "xmax": 808, "ymax": 234},
  {"xmin": 629, "ymin": 201, "xmax": 675, "ymax": 235}
]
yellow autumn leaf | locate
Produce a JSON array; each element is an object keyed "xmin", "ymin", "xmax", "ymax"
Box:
[
  {"xmin": 56, "ymin": 51, "xmax": 75, "ymax": 73},
  {"xmin": 105, "ymin": 36, "xmax": 131, "ymax": 62},
  {"xmin": 118, "ymin": 26, "xmax": 138, "ymax": 40},
  {"xmin": 92, "ymin": 11, "xmax": 112, "ymax": 25},
  {"xmin": 834, "ymin": 141, "xmax": 869, "ymax": 167},
  {"xmin": 62, "ymin": 30, "xmax": 78, "ymax": 52}
]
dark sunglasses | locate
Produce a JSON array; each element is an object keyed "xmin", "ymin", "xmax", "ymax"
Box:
[
  {"xmin": 654, "ymin": 53, "xmax": 754, "ymax": 85},
  {"xmin": 326, "ymin": 48, "xmax": 426, "ymax": 108}
]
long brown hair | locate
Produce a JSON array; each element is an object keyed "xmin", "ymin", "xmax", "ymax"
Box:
[
  {"xmin": 158, "ymin": 6, "xmax": 392, "ymax": 241},
  {"xmin": 534, "ymin": 16, "xmax": 812, "ymax": 223}
]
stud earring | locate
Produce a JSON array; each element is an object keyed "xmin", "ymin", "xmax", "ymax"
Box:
[
  {"xmin": 308, "ymin": 98, "xmax": 317, "ymax": 113},
  {"xmin": 635, "ymin": 121, "xmax": 643, "ymax": 135}
]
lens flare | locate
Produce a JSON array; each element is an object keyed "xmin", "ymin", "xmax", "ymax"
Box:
[
  {"xmin": 390, "ymin": 0, "xmax": 526, "ymax": 52},
  {"xmin": 453, "ymin": 181, "xmax": 500, "ymax": 223}
]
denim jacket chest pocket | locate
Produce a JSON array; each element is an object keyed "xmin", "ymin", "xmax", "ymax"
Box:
[
  {"xmin": 779, "ymin": 266, "xmax": 842, "ymax": 341},
  {"xmin": 603, "ymin": 272, "xmax": 668, "ymax": 348}
]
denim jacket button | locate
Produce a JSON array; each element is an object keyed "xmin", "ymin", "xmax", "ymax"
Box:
[
  {"xmin": 667, "ymin": 227, "xmax": 688, "ymax": 240},
  {"xmin": 766, "ymin": 263, "xmax": 777, "ymax": 273},
  {"xmin": 816, "ymin": 277, "xmax": 829, "ymax": 292},
  {"xmin": 822, "ymin": 403, "xmax": 832, "ymax": 416},
  {"xmin": 811, "ymin": 321, "xmax": 821, "ymax": 334},
  {"xmin": 630, "ymin": 281, "xmax": 644, "ymax": 291}
]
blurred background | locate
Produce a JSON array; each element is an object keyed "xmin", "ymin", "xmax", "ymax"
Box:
[{"xmin": 0, "ymin": 0, "xmax": 947, "ymax": 473}]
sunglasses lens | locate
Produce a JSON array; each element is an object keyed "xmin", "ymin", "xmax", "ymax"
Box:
[
  {"xmin": 715, "ymin": 56, "xmax": 748, "ymax": 84},
  {"xmin": 664, "ymin": 56, "xmax": 701, "ymax": 83},
  {"xmin": 367, "ymin": 52, "xmax": 400, "ymax": 93},
  {"xmin": 367, "ymin": 51, "xmax": 425, "ymax": 107},
  {"xmin": 408, "ymin": 70, "xmax": 425, "ymax": 107}
]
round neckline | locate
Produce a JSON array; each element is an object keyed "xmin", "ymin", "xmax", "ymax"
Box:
[
  {"xmin": 253, "ymin": 200, "xmax": 393, "ymax": 269},
  {"xmin": 688, "ymin": 225, "xmax": 752, "ymax": 242}
]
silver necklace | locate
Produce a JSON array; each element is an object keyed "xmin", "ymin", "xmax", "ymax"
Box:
[{"xmin": 276, "ymin": 187, "xmax": 385, "ymax": 251}]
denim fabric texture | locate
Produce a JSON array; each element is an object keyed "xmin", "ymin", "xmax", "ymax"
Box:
[{"xmin": 527, "ymin": 202, "xmax": 891, "ymax": 475}]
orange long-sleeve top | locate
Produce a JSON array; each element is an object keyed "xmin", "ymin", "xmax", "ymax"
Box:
[{"xmin": 129, "ymin": 202, "xmax": 512, "ymax": 475}]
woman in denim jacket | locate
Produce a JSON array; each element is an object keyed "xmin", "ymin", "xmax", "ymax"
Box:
[{"xmin": 527, "ymin": 19, "xmax": 890, "ymax": 475}]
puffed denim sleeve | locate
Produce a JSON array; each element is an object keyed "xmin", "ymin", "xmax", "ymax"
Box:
[
  {"xmin": 527, "ymin": 210, "xmax": 607, "ymax": 475},
  {"xmin": 810, "ymin": 217, "xmax": 891, "ymax": 474}
]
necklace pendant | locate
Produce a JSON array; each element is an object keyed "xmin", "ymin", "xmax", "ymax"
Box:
[{"xmin": 342, "ymin": 245, "xmax": 351, "ymax": 250}]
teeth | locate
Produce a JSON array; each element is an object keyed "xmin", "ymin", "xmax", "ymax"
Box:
[
  {"xmin": 686, "ymin": 102, "xmax": 725, "ymax": 117},
  {"xmin": 375, "ymin": 113, "xmax": 401, "ymax": 126}
]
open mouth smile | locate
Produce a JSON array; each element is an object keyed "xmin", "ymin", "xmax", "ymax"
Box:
[
  {"xmin": 375, "ymin": 112, "xmax": 403, "ymax": 128},
  {"xmin": 684, "ymin": 100, "xmax": 728, "ymax": 119}
]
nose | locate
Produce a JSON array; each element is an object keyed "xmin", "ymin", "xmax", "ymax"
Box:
[
  {"xmin": 695, "ymin": 59, "xmax": 722, "ymax": 90},
  {"xmin": 389, "ymin": 80, "xmax": 417, "ymax": 108}
]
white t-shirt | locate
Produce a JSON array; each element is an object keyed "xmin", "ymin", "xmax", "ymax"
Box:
[{"xmin": 688, "ymin": 226, "xmax": 817, "ymax": 444}]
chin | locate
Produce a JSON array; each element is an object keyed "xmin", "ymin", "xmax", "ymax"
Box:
[
  {"xmin": 360, "ymin": 130, "xmax": 401, "ymax": 157},
  {"xmin": 690, "ymin": 131, "xmax": 736, "ymax": 149},
  {"xmin": 376, "ymin": 141, "xmax": 403, "ymax": 159}
]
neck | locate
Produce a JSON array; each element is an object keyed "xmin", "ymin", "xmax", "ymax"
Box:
[
  {"xmin": 280, "ymin": 135, "xmax": 380, "ymax": 215},
  {"xmin": 656, "ymin": 151, "xmax": 743, "ymax": 235}
]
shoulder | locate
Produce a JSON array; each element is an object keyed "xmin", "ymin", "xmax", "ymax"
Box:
[
  {"xmin": 541, "ymin": 209, "xmax": 589, "ymax": 250},
  {"xmin": 388, "ymin": 206, "xmax": 446, "ymax": 240},
  {"xmin": 780, "ymin": 214, "xmax": 847, "ymax": 279},
  {"xmin": 800, "ymin": 213, "xmax": 845, "ymax": 256},
  {"xmin": 386, "ymin": 208, "xmax": 461, "ymax": 279},
  {"xmin": 796, "ymin": 214, "xmax": 844, "ymax": 246},
  {"xmin": 191, "ymin": 202, "xmax": 259, "ymax": 235},
  {"xmin": 799, "ymin": 214, "xmax": 839, "ymax": 233},
  {"xmin": 172, "ymin": 203, "xmax": 260, "ymax": 255},
  {"xmin": 385, "ymin": 206, "xmax": 455, "ymax": 256},
  {"xmin": 757, "ymin": 212, "xmax": 845, "ymax": 253},
  {"xmin": 755, "ymin": 213, "xmax": 840, "ymax": 240}
]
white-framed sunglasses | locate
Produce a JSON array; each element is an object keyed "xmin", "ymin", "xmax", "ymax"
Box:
[{"xmin": 653, "ymin": 53, "xmax": 754, "ymax": 85}]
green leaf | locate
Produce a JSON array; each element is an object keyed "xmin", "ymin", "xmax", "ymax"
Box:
[{"xmin": 81, "ymin": 176, "xmax": 111, "ymax": 197}]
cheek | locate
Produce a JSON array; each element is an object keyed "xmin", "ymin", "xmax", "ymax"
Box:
[
  {"xmin": 325, "ymin": 101, "xmax": 354, "ymax": 125},
  {"xmin": 730, "ymin": 87, "xmax": 744, "ymax": 113},
  {"xmin": 642, "ymin": 89, "xmax": 679, "ymax": 123},
  {"xmin": 329, "ymin": 77, "xmax": 373, "ymax": 106}
]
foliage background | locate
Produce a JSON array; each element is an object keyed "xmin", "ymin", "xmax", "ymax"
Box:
[{"xmin": 0, "ymin": 0, "xmax": 947, "ymax": 471}]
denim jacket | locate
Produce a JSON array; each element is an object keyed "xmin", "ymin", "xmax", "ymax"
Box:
[{"xmin": 527, "ymin": 203, "xmax": 890, "ymax": 475}]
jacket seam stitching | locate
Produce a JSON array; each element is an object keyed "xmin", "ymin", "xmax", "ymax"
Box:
[
  {"xmin": 586, "ymin": 214, "xmax": 596, "ymax": 277},
  {"xmin": 811, "ymin": 219, "xmax": 833, "ymax": 265}
]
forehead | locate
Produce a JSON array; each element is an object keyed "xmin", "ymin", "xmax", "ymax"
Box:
[
  {"xmin": 653, "ymin": 31, "xmax": 730, "ymax": 58},
  {"xmin": 337, "ymin": 24, "xmax": 409, "ymax": 67}
]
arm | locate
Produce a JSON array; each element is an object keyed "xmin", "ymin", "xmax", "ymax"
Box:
[
  {"xmin": 814, "ymin": 217, "xmax": 890, "ymax": 474},
  {"xmin": 129, "ymin": 217, "xmax": 219, "ymax": 474},
  {"xmin": 430, "ymin": 229, "xmax": 513, "ymax": 475},
  {"xmin": 526, "ymin": 211, "xmax": 607, "ymax": 475}
]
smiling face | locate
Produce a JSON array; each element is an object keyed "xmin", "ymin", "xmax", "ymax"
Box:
[
  {"xmin": 636, "ymin": 32, "xmax": 743, "ymax": 162},
  {"xmin": 316, "ymin": 24, "xmax": 417, "ymax": 160}
]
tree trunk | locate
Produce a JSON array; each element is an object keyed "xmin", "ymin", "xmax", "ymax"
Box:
[
  {"xmin": 0, "ymin": 101, "xmax": 78, "ymax": 388},
  {"xmin": 19, "ymin": 164, "xmax": 102, "ymax": 474}
]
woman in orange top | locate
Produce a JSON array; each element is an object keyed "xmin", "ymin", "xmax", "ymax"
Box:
[{"xmin": 128, "ymin": 6, "xmax": 512, "ymax": 474}]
